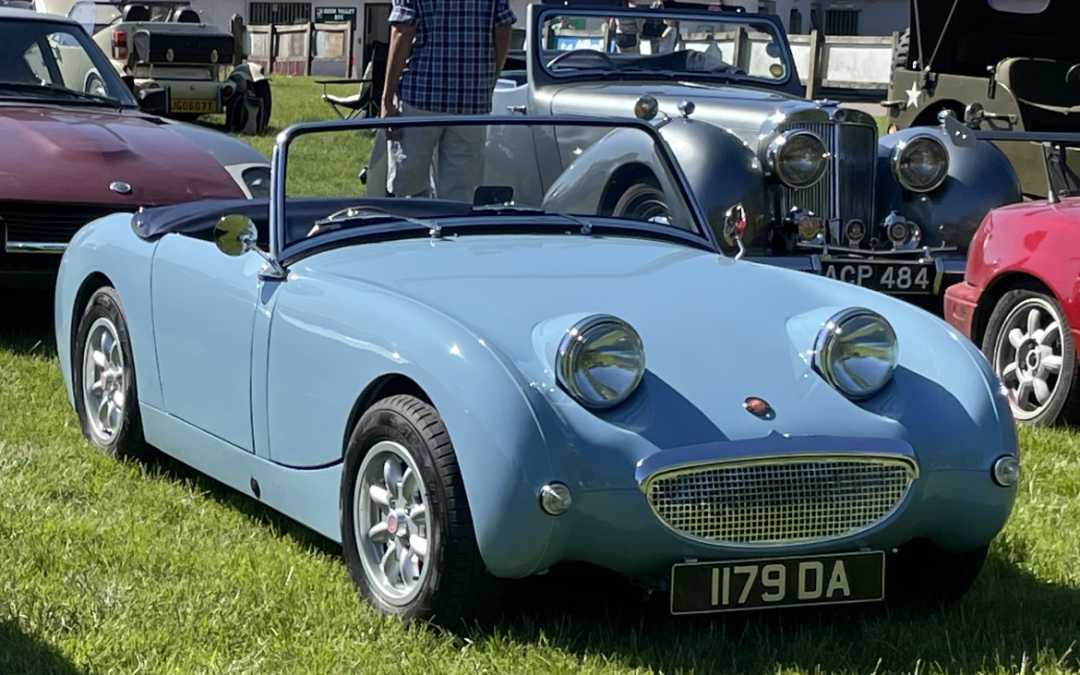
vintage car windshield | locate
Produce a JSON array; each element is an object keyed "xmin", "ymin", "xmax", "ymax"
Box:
[
  {"xmin": 0, "ymin": 18, "xmax": 138, "ymax": 106},
  {"xmin": 537, "ymin": 8, "xmax": 791, "ymax": 84},
  {"xmin": 279, "ymin": 118, "xmax": 710, "ymax": 249}
]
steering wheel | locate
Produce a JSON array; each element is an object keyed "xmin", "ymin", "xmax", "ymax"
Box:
[{"xmin": 547, "ymin": 49, "xmax": 616, "ymax": 70}]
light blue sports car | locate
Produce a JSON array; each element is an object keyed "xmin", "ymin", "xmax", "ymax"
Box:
[{"xmin": 54, "ymin": 116, "xmax": 1020, "ymax": 628}]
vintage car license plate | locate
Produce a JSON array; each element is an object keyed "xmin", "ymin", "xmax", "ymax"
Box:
[
  {"xmin": 170, "ymin": 98, "xmax": 216, "ymax": 114},
  {"xmin": 819, "ymin": 259, "xmax": 936, "ymax": 294},
  {"xmin": 669, "ymin": 551, "xmax": 885, "ymax": 615}
]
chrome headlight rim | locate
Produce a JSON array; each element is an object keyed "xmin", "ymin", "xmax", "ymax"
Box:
[
  {"xmin": 766, "ymin": 130, "xmax": 829, "ymax": 190},
  {"xmin": 891, "ymin": 134, "xmax": 949, "ymax": 193},
  {"xmin": 813, "ymin": 308, "xmax": 899, "ymax": 400},
  {"xmin": 555, "ymin": 314, "xmax": 645, "ymax": 410}
]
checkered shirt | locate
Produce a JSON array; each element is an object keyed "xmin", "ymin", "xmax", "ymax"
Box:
[{"xmin": 389, "ymin": 0, "xmax": 517, "ymax": 115}]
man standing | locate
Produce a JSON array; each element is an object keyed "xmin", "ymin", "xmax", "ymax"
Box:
[{"xmin": 379, "ymin": 0, "xmax": 516, "ymax": 201}]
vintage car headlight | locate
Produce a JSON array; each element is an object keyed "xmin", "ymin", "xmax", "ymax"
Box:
[
  {"xmin": 766, "ymin": 130, "xmax": 828, "ymax": 189},
  {"xmin": 556, "ymin": 315, "xmax": 645, "ymax": 409},
  {"xmin": 892, "ymin": 135, "xmax": 949, "ymax": 192},
  {"xmin": 242, "ymin": 166, "xmax": 271, "ymax": 199},
  {"xmin": 813, "ymin": 308, "xmax": 898, "ymax": 400}
]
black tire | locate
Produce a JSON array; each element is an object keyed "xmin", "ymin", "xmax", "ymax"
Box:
[
  {"xmin": 886, "ymin": 541, "xmax": 989, "ymax": 608},
  {"xmin": 893, "ymin": 27, "xmax": 910, "ymax": 70},
  {"xmin": 340, "ymin": 395, "xmax": 503, "ymax": 628},
  {"xmin": 981, "ymin": 285, "xmax": 1080, "ymax": 427},
  {"xmin": 252, "ymin": 79, "xmax": 271, "ymax": 132},
  {"xmin": 84, "ymin": 72, "xmax": 106, "ymax": 97},
  {"xmin": 611, "ymin": 174, "xmax": 671, "ymax": 223},
  {"xmin": 71, "ymin": 286, "xmax": 152, "ymax": 461}
]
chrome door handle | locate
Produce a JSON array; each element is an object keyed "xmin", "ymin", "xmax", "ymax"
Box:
[{"xmin": 506, "ymin": 105, "xmax": 526, "ymax": 114}]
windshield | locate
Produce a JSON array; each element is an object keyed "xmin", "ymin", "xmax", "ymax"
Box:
[
  {"xmin": 536, "ymin": 7, "xmax": 791, "ymax": 83},
  {"xmin": 277, "ymin": 118, "xmax": 710, "ymax": 250},
  {"xmin": 0, "ymin": 18, "xmax": 138, "ymax": 106}
]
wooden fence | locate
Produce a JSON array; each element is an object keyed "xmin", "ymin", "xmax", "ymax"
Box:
[{"xmin": 247, "ymin": 21, "xmax": 355, "ymax": 78}]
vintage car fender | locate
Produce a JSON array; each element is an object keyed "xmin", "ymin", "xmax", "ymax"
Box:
[
  {"xmin": 541, "ymin": 119, "xmax": 764, "ymax": 249},
  {"xmin": 229, "ymin": 61, "xmax": 266, "ymax": 83},
  {"xmin": 872, "ymin": 125, "xmax": 1022, "ymax": 254}
]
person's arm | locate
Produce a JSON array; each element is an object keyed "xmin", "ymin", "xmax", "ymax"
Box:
[
  {"xmin": 492, "ymin": 0, "xmax": 517, "ymax": 79},
  {"xmin": 381, "ymin": 0, "xmax": 416, "ymax": 117}
]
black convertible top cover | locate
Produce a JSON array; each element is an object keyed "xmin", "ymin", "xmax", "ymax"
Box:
[{"xmin": 132, "ymin": 199, "xmax": 271, "ymax": 242}]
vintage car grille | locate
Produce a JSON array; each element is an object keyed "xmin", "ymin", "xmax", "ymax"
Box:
[
  {"xmin": 776, "ymin": 121, "xmax": 877, "ymax": 246},
  {"xmin": 1, "ymin": 202, "xmax": 124, "ymax": 251},
  {"xmin": 645, "ymin": 456, "xmax": 916, "ymax": 546}
]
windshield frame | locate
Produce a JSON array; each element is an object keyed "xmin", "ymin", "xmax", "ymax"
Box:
[
  {"xmin": 268, "ymin": 116, "xmax": 720, "ymax": 264},
  {"xmin": 528, "ymin": 4, "xmax": 797, "ymax": 90},
  {"xmin": 0, "ymin": 14, "xmax": 140, "ymax": 108}
]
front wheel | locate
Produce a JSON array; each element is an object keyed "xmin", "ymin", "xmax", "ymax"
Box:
[
  {"xmin": 983, "ymin": 286, "xmax": 1080, "ymax": 426},
  {"xmin": 611, "ymin": 175, "xmax": 671, "ymax": 223},
  {"xmin": 340, "ymin": 395, "xmax": 503, "ymax": 627},
  {"xmin": 72, "ymin": 286, "xmax": 152, "ymax": 461}
]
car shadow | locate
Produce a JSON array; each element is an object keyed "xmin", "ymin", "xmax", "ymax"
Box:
[
  {"xmin": 0, "ymin": 620, "xmax": 87, "ymax": 675},
  {"xmin": 494, "ymin": 547, "xmax": 1080, "ymax": 674},
  {"xmin": 2, "ymin": 289, "xmax": 58, "ymax": 358}
]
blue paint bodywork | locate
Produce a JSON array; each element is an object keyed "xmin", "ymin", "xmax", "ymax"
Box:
[{"xmin": 54, "ymin": 118, "xmax": 1019, "ymax": 584}]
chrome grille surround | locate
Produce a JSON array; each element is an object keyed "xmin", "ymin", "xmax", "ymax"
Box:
[
  {"xmin": 774, "ymin": 113, "xmax": 878, "ymax": 246},
  {"xmin": 643, "ymin": 454, "xmax": 918, "ymax": 547}
]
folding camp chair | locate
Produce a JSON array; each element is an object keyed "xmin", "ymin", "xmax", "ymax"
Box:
[{"xmin": 317, "ymin": 40, "xmax": 388, "ymax": 120}]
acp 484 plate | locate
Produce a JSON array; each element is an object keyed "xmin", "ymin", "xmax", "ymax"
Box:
[{"xmin": 669, "ymin": 551, "xmax": 885, "ymax": 615}]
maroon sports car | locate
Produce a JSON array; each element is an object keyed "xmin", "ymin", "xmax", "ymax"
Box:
[{"xmin": 0, "ymin": 6, "xmax": 269, "ymax": 289}]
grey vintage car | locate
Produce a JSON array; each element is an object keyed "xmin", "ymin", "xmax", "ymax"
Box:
[
  {"xmin": 423, "ymin": 1, "xmax": 1028, "ymax": 307},
  {"xmin": 885, "ymin": 0, "xmax": 1080, "ymax": 200}
]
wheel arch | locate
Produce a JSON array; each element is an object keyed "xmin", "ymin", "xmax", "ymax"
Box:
[
  {"xmin": 341, "ymin": 373, "xmax": 433, "ymax": 459},
  {"xmin": 973, "ymin": 272, "xmax": 1056, "ymax": 346},
  {"xmin": 599, "ymin": 162, "xmax": 658, "ymax": 215},
  {"xmin": 70, "ymin": 271, "xmax": 116, "ymax": 372}
]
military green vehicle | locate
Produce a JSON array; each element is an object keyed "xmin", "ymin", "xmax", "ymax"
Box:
[
  {"xmin": 34, "ymin": 0, "xmax": 271, "ymax": 134},
  {"xmin": 885, "ymin": 0, "xmax": 1080, "ymax": 198}
]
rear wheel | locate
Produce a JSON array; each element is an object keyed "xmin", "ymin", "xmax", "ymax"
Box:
[
  {"xmin": 983, "ymin": 286, "xmax": 1080, "ymax": 426},
  {"xmin": 72, "ymin": 286, "xmax": 152, "ymax": 461},
  {"xmin": 611, "ymin": 175, "xmax": 671, "ymax": 223},
  {"xmin": 252, "ymin": 79, "xmax": 272, "ymax": 132},
  {"xmin": 340, "ymin": 395, "xmax": 503, "ymax": 627}
]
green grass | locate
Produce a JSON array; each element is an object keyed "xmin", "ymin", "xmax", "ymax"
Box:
[{"xmin": 1, "ymin": 77, "xmax": 1079, "ymax": 675}]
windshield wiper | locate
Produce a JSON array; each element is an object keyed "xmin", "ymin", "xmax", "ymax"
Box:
[
  {"xmin": 0, "ymin": 81, "xmax": 123, "ymax": 107},
  {"xmin": 468, "ymin": 204, "xmax": 598, "ymax": 235},
  {"xmin": 307, "ymin": 208, "xmax": 438, "ymax": 238}
]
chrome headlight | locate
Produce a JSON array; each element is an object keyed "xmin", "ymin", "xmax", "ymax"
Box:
[
  {"xmin": 766, "ymin": 130, "xmax": 829, "ymax": 189},
  {"xmin": 892, "ymin": 135, "xmax": 948, "ymax": 192},
  {"xmin": 556, "ymin": 315, "xmax": 645, "ymax": 409},
  {"xmin": 813, "ymin": 308, "xmax": 898, "ymax": 399}
]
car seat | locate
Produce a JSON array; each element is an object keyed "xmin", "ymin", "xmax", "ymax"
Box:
[
  {"xmin": 996, "ymin": 57, "xmax": 1080, "ymax": 132},
  {"xmin": 122, "ymin": 4, "xmax": 151, "ymax": 22}
]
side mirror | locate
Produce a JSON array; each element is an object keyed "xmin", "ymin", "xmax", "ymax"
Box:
[
  {"xmin": 214, "ymin": 214, "xmax": 258, "ymax": 256},
  {"xmin": 964, "ymin": 102, "xmax": 985, "ymax": 128}
]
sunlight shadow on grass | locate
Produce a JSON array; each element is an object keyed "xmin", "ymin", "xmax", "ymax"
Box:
[{"xmin": 0, "ymin": 621, "xmax": 87, "ymax": 675}]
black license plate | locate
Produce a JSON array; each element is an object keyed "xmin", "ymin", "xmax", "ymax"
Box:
[
  {"xmin": 669, "ymin": 551, "xmax": 885, "ymax": 615},
  {"xmin": 820, "ymin": 259, "xmax": 936, "ymax": 294}
]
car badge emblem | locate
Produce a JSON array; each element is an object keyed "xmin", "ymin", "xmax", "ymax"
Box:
[
  {"xmin": 744, "ymin": 397, "xmax": 774, "ymax": 419},
  {"xmin": 165, "ymin": 48, "xmax": 175, "ymax": 62},
  {"xmin": 210, "ymin": 49, "xmax": 218, "ymax": 63},
  {"xmin": 109, "ymin": 181, "xmax": 132, "ymax": 195},
  {"xmin": 385, "ymin": 514, "xmax": 399, "ymax": 534}
]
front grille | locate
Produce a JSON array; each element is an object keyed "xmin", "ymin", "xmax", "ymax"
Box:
[
  {"xmin": 2, "ymin": 202, "xmax": 124, "ymax": 250},
  {"xmin": 645, "ymin": 456, "xmax": 916, "ymax": 546},
  {"xmin": 777, "ymin": 121, "xmax": 877, "ymax": 246}
]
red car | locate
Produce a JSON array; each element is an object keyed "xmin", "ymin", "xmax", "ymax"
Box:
[
  {"xmin": 944, "ymin": 197, "xmax": 1080, "ymax": 427},
  {"xmin": 0, "ymin": 7, "xmax": 269, "ymax": 289}
]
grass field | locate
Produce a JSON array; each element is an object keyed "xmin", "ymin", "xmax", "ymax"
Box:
[{"xmin": 1, "ymin": 76, "xmax": 1079, "ymax": 675}]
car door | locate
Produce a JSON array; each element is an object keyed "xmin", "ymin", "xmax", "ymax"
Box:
[{"xmin": 150, "ymin": 233, "xmax": 261, "ymax": 453}]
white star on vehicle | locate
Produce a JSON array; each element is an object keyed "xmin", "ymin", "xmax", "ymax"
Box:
[{"xmin": 906, "ymin": 82, "xmax": 921, "ymax": 108}]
